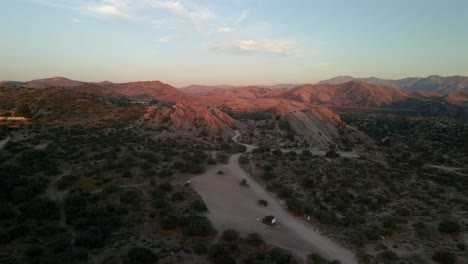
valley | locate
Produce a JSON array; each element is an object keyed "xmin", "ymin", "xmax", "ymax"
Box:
[{"xmin": 0, "ymin": 77, "xmax": 467, "ymax": 264}]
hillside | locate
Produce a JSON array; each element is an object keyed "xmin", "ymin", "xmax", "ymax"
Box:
[
  {"xmin": 318, "ymin": 75, "xmax": 468, "ymax": 94},
  {"xmin": 139, "ymin": 103, "xmax": 242, "ymax": 138},
  {"xmin": 277, "ymin": 81, "xmax": 419, "ymax": 108},
  {"xmin": 270, "ymin": 100, "xmax": 369, "ymax": 147},
  {"xmin": 1, "ymin": 77, "xmax": 84, "ymax": 88}
]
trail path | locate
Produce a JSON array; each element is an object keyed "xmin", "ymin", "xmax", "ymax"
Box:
[
  {"xmin": 191, "ymin": 130, "xmax": 357, "ymax": 263},
  {"xmin": 0, "ymin": 136, "xmax": 11, "ymax": 150}
]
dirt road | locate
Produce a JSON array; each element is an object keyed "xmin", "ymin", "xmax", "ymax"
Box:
[
  {"xmin": 0, "ymin": 136, "xmax": 11, "ymax": 151},
  {"xmin": 191, "ymin": 131, "xmax": 357, "ymax": 263}
]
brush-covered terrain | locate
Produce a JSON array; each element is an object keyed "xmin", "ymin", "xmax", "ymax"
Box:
[{"xmin": 241, "ymin": 114, "xmax": 467, "ymax": 264}]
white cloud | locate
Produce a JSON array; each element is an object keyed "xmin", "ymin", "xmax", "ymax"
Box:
[
  {"xmin": 144, "ymin": 0, "xmax": 216, "ymax": 20},
  {"xmin": 217, "ymin": 27, "xmax": 233, "ymax": 33},
  {"xmin": 236, "ymin": 8, "xmax": 250, "ymax": 24},
  {"xmin": 71, "ymin": 18, "xmax": 81, "ymax": 23},
  {"xmin": 158, "ymin": 35, "xmax": 186, "ymax": 42},
  {"xmin": 211, "ymin": 39, "xmax": 297, "ymax": 56},
  {"xmin": 88, "ymin": 4, "xmax": 132, "ymax": 20}
]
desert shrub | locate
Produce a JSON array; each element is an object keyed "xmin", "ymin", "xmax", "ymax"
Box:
[
  {"xmin": 308, "ymin": 253, "xmax": 328, "ymax": 264},
  {"xmin": 160, "ymin": 215, "xmax": 179, "ymax": 230},
  {"xmin": 438, "ymin": 220, "xmax": 461, "ymax": 234},
  {"xmin": 181, "ymin": 216, "xmax": 215, "ymax": 237},
  {"xmin": 325, "ymin": 149, "xmax": 339, "ymax": 158},
  {"xmin": 239, "ymin": 155, "xmax": 249, "ymax": 164},
  {"xmin": 216, "ymin": 153, "xmax": 229, "ymax": 164},
  {"xmin": 302, "ymin": 177, "xmax": 316, "ymax": 189},
  {"xmin": 286, "ymin": 198, "xmax": 304, "ymax": 215},
  {"xmin": 124, "ymin": 247, "xmax": 157, "ymax": 264},
  {"xmin": 20, "ymin": 198, "xmax": 60, "ymax": 221},
  {"xmin": 261, "ymin": 171, "xmax": 277, "ymax": 181},
  {"xmin": 189, "ymin": 162, "xmax": 206, "ymax": 174},
  {"xmin": 245, "ymin": 233, "xmax": 264, "ymax": 247},
  {"xmin": 221, "ymin": 229, "xmax": 240, "ymax": 242},
  {"xmin": 158, "ymin": 182, "xmax": 173, "ymax": 193},
  {"xmin": 209, "ymin": 243, "xmax": 235, "ymax": 264},
  {"xmin": 342, "ymin": 212, "xmax": 366, "ymax": 226},
  {"xmin": 25, "ymin": 245, "xmax": 43, "ymax": 257},
  {"xmin": 190, "ymin": 200, "xmax": 207, "ymax": 212},
  {"xmin": 432, "ymin": 250, "xmax": 456, "ymax": 264},
  {"xmin": 171, "ymin": 192, "xmax": 185, "ymax": 202},
  {"xmin": 120, "ymin": 190, "xmax": 142, "ymax": 205},
  {"xmin": 192, "ymin": 244, "xmax": 208, "ymax": 255},
  {"xmin": 272, "ymin": 149, "xmax": 283, "ymax": 156},
  {"xmin": 377, "ymin": 250, "xmax": 398, "ymax": 262}
]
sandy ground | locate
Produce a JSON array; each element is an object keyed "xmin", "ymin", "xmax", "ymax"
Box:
[
  {"xmin": 0, "ymin": 136, "xmax": 11, "ymax": 151},
  {"xmin": 191, "ymin": 131, "xmax": 357, "ymax": 264}
]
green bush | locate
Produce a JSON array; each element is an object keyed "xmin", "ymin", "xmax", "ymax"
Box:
[
  {"xmin": 245, "ymin": 233, "xmax": 264, "ymax": 247},
  {"xmin": 438, "ymin": 220, "xmax": 461, "ymax": 234},
  {"xmin": 192, "ymin": 244, "xmax": 208, "ymax": 255},
  {"xmin": 286, "ymin": 198, "xmax": 304, "ymax": 215},
  {"xmin": 20, "ymin": 198, "xmax": 60, "ymax": 221},
  {"xmin": 160, "ymin": 215, "xmax": 179, "ymax": 230},
  {"xmin": 239, "ymin": 155, "xmax": 249, "ymax": 164},
  {"xmin": 209, "ymin": 243, "xmax": 235, "ymax": 264},
  {"xmin": 190, "ymin": 200, "xmax": 207, "ymax": 212},
  {"xmin": 221, "ymin": 229, "xmax": 240, "ymax": 242},
  {"xmin": 432, "ymin": 250, "xmax": 456, "ymax": 264},
  {"xmin": 124, "ymin": 247, "xmax": 157, "ymax": 264},
  {"xmin": 181, "ymin": 216, "xmax": 215, "ymax": 237},
  {"xmin": 25, "ymin": 245, "xmax": 43, "ymax": 257}
]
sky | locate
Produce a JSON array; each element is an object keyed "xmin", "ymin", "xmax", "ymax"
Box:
[{"xmin": 1, "ymin": 0, "xmax": 467, "ymax": 87}]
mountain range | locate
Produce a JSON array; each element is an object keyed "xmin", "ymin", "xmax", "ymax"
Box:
[
  {"xmin": 2, "ymin": 75, "xmax": 468, "ymax": 148},
  {"xmin": 317, "ymin": 75, "xmax": 468, "ymax": 94}
]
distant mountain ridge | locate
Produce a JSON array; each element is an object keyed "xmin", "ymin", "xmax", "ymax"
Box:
[{"xmin": 317, "ymin": 75, "xmax": 468, "ymax": 94}]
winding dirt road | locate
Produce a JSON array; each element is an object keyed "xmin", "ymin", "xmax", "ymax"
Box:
[
  {"xmin": 0, "ymin": 136, "xmax": 11, "ymax": 151},
  {"xmin": 191, "ymin": 131, "xmax": 357, "ymax": 263}
]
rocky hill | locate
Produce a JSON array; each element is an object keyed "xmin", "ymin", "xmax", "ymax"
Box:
[
  {"xmin": 140, "ymin": 103, "xmax": 242, "ymax": 137},
  {"xmin": 318, "ymin": 75, "xmax": 468, "ymax": 94},
  {"xmin": 270, "ymin": 100, "xmax": 369, "ymax": 147}
]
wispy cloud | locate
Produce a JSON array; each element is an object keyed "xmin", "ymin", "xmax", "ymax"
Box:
[
  {"xmin": 236, "ymin": 8, "xmax": 249, "ymax": 24},
  {"xmin": 88, "ymin": 4, "xmax": 132, "ymax": 20},
  {"xmin": 71, "ymin": 18, "xmax": 81, "ymax": 23},
  {"xmin": 217, "ymin": 27, "xmax": 233, "ymax": 33},
  {"xmin": 144, "ymin": 0, "xmax": 216, "ymax": 20},
  {"xmin": 211, "ymin": 39, "xmax": 297, "ymax": 56},
  {"xmin": 157, "ymin": 35, "xmax": 186, "ymax": 42}
]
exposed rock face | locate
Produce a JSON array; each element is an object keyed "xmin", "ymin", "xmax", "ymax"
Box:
[
  {"xmin": 141, "ymin": 103, "xmax": 242, "ymax": 137},
  {"xmin": 270, "ymin": 100, "xmax": 370, "ymax": 147}
]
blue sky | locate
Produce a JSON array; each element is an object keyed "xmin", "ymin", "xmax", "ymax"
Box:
[{"xmin": 1, "ymin": 0, "xmax": 467, "ymax": 86}]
